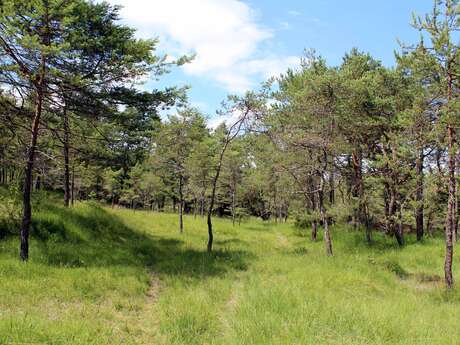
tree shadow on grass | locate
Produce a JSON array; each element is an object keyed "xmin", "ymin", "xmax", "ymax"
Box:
[
  {"xmin": 337, "ymin": 229, "xmax": 441, "ymax": 254},
  {"xmin": 213, "ymin": 238, "xmax": 248, "ymax": 246},
  {"xmin": 29, "ymin": 203, "xmax": 254, "ymax": 279},
  {"xmin": 291, "ymin": 225, "xmax": 437, "ymax": 254}
]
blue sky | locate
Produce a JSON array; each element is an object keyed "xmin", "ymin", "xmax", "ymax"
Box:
[{"xmin": 108, "ymin": 0, "xmax": 433, "ymax": 123}]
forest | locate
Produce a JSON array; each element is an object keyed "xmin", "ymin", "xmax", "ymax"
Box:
[{"xmin": 1, "ymin": 0, "xmax": 460, "ymax": 344}]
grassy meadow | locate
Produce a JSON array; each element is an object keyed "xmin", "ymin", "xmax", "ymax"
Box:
[{"xmin": 1, "ymin": 198, "xmax": 460, "ymax": 344}]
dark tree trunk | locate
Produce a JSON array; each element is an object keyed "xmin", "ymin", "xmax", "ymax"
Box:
[
  {"xmin": 71, "ymin": 164, "xmax": 75, "ymax": 206},
  {"xmin": 426, "ymin": 210, "xmax": 434, "ymax": 237},
  {"xmin": 34, "ymin": 175, "xmax": 41, "ymax": 191},
  {"xmin": 207, "ymin": 143, "xmax": 228, "ymax": 252},
  {"xmin": 179, "ymin": 175, "xmax": 184, "ymax": 233},
  {"xmin": 386, "ymin": 183, "xmax": 404, "ymax": 246},
  {"xmin": 308, "ymin": 177, "xmax": 318, "ymax": 242},
  {"xmin": 206, "ymin": 107, "xmax": 248, "ymax": 252},
  {"xmin": 20, "ymin": 85, "xmax": 44, "ymax": 261},
  {"xmin": 311, "ymin": 220, "xmax": 318, "ymax": 242},
  {"xmin": 207, "ymin": 167, "xmax": 221, "ymax": 252},
  {"xmin": 231, "ymin": 189, "xmax": 236, "ymax": 226},
  {"xmin": 395, "ymin": 206, "xmax": 405, "ymax": 246},
  {"xmin": 455, "ymin": 192, "xmax": 459, "ymax": 242},
  {"xmin": 318, "ymin": 176, "xmax": 333, "ymax": 256},
  {"xmin": 63, "ymin": 105, "xmax": 71, "ymax": 208},
  {"xmin": 200, "ymin": 195, "xmax": 205, "ymax": 217},
  {"xmin": 445, "ymin": 124, "xmax": 455, "ymax": 288},
  {"xmin": 415, "ymin": 148, "xmax": 424, "ymax": 241},
  {"xmin": 329, "ymin": 156, "xmax": 335, "ymax": 205},
  {"xmin": 322, "ymin": 213, "xmax": 333, "ymax": 256},
  {"xmin": 352, "ymin": 149, "xmax": 364, "ymax": 229},
  {"xmin": 364, "ymin": 204, "xmax": 372, "ymax": 244}
]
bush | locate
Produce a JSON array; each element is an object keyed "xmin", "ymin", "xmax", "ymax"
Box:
[
  {"xmin": 0, "ymin": 186, "xmax": 22, "ymax": 237},
  {"xmin": 293, "ymin": 211, "xmax": 319, "ymax": 229}
]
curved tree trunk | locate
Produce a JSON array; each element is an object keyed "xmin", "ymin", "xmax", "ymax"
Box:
[{"xmin": 20, "ymin": 86, "xmax": 44, "ymax": 261}]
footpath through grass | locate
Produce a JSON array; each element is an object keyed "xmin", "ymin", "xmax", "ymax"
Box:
[{"xmin": 1, "ymin": 201, "xmax": 460, "ymax": 344}]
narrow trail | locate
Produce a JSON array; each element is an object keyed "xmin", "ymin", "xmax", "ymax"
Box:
[
  {"xmin": 146, "ymin": 272, "xmax": 161, "ymax": 303},
  {"xmin": 219, "ymin": 277, "xmax": 245, "ymax": 339},
  {"xmin": 276, "ymin": 232, "xmax": 291, "ymax": 249},
  {"xmin": 110, "ymin": 272, "xmax": 162, "ymax": 343}
]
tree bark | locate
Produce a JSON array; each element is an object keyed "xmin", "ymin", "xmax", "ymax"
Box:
[
  {"xmin": 445, "ymin": 124, "xmax": 455, "ymax": 288},
  {"xmin": 207, "ymin": 141, "xmax": 229, "ymax": 252},
  {"xmin": 364, "ymin": 204, "xmax": 372, "ymax": 244},
  {"xmin": 311, "ymin": 220, "xmax": 318, "ymax": 242},
  {"xmin": 207, "ymin": 163, "xmax": 221, "ymax": 252},
  {"xmin": 231, "ymin": 188, "xmax": 236, "ymax": 226},
  {"xmin": 351, "ymin": 149, "xmax": 367, "ymax": 239},
  {"xmin": 318, "ymin": 176, "xmax": 333, "ymax": 256},
  {"xmin": 20, "ymin": 85, "xmax": 44, "ymax": 261},
  {"xmin": 71, "ymin": 163, "xmax": 75, "ymax": 206},
  {"xmin": 329, "ymin": 156, "xmax": 335, "ymax": 205},
  {"xmin": 63, "ymin": 104, "xmax": 71, "ymax": 208},
  {"xmin": 415, "ymin": 148, "xmax": 424, "ymax": 241},
  {"xmin": 395, "ymin": 206, "xmax": 405, "ymax": 246},
  {"xmin": 20, "ymin": 22, "xmax": 49, "ymax": 259},
  {"xmin": 178, "ymin": 175, "xmax": 184, "ymax": 233}
]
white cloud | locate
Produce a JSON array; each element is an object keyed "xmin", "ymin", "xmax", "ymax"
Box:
[
  {"xmin": 208, "ymin": 108, "xmax": 243, "ymax": 129},
  {"xmin": 107, "ymin": 0, "xmax": 298, "ymax": 93},
  {"xmin": 280, "ymin": 21, "xmax": 291, "ymax": 30}
]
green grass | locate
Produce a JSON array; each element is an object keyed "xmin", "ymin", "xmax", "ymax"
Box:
[{"xmin": 1, "ymin": 200, "xmax": 460, "ymax": 344}]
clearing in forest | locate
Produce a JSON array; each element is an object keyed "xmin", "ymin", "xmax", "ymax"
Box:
[{"xmin": 1, "ymin": 202, "xmax": 459, "ymax": 345}]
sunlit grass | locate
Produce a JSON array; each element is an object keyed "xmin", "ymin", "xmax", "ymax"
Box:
[{"xmin": 1, "ymin": 200, "xmax": 460, "ymax": 344}]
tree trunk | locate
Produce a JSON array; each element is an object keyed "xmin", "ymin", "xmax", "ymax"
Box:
[
  {"xmin": 207, "ymin": 171, "xmax": 220, "ymax": 252},
  {"xmin": 322, "ymin": 213, "xmax": 333, "ymax": 256},
  {"xmin": 71, "ymin": 163, "xmax": 75, "ymax": 206},
  {"xmin": 364, "ymin": 204, "xmax": 372, "ymax": 244},
  {"xmin": 427, "ymin": 210, "xmax": 434, "ymax": 237},
  {"xmin": 351, "ymin": 149, "xmax": 364, "ymax": 229},
  {"xmin": 445, "ymin": 124, "xmax": 455, "ymax": 288},
  {"xmin": 415, "ymin": 148, "xmax": 424, "ymax": 241},
  {"xmin": 455, "ymin": 192, "xmax": 459, "ymax": 242},
  {"xmin": 207, "ymin": 145, "xmax": 228, "ymax": 252},
  {"xmin": 309, "ymin": 177, "xmax": 318, "ymax": 242},
  {"xmin": 231, "ymin": 188, "xmax": 236, "ymax": 226},
  {"xmin": 63, "ymin": 104, "xmax": 71, "ymax": 208},
  {"xmin": 329, "ymin": 156, "xmax": 335, "ymax": 204},
  {"xmin": 311, "ymin": 220, "xmax": 318, "ymax": 242},
  {"xmin": 318, "ymin": 177, "xmax": 333, "ymax": 256},
  {"xmin": 34, "ymin": 175, "xmax": 41, "ymax": 191},
  {"xmin": 395, "ymin": 206, "xmax": 405, "ymax": 246},
  {"xmin": 179, "ymin": 175, "xmax": 184, "ymax": 233},
  {"xmin": 20, "ymin": 85, "xmax": 44, "ymax": 261}
]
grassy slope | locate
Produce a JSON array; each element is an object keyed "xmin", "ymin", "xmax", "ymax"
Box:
[{"xmin": 1, "ymin": 201, "xmax": 460, "ymax": 344}]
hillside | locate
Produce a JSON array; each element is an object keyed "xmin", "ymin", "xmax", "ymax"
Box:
[{"xmin": 1, "ymin": 200, "xmax": 460, "ymax": 345}]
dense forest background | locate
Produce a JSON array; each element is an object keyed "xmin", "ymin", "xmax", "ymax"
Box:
[{"xmin": 1, "ymin": 0, "xmax": 460, "ymax": 288}]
